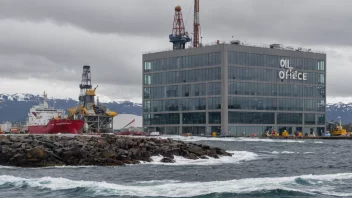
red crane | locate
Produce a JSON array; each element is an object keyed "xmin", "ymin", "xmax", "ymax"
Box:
[{"xmin": 193, "ymin": 0, "xmax": 200, "ymax": 48}]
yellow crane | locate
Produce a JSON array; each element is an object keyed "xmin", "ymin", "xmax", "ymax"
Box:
[
  {"xmin": 67, "ymin": 85, "xmax": 117, "ymax": 119},
  {"xmin": 67, "ymin": 105, "xmax": 88, "ymax": 119}
]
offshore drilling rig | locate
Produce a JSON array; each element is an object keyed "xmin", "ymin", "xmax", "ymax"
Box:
[
  {"xmin": 169, "ymin": 1, "xmax": 201, "ymax": 50},
  {"xmin": 67, "ymin": 65, "xmax": 117, "ymax": 133}
]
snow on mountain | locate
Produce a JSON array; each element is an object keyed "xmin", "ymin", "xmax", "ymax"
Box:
[
  {"xmin": 2, "ymin": 92, "xmax": 352, "ymax": 125},
  {"xmin": 0, "ymin": 93, "xmax": 142, "ymax": 124},
  {"xmin": 326, "ymin": 102, "xmax": 352, "ymax": 124}
]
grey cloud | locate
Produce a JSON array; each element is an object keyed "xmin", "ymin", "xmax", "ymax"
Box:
[
  {"xmin": 2, "ymin": 0, "xmax": 352, "ymax": 46},
  {"xmin": 0, "ymin": 19, "xmax": 168, "ymax": 87},
  {"xmin": 1, "ymin": 0, "xmax": 352, "ymax": 101}
]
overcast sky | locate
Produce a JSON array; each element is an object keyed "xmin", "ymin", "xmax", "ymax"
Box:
[{"xmin": 0, "ymin": 0, "xmax": 352, "ymax": 103}]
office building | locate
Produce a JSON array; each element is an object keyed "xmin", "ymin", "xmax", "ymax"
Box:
[{"xmin": 142, "ymin": 42, "xmax": 326, "ymax": 136}]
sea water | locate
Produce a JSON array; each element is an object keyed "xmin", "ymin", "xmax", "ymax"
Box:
[{"xmin": 0, "ymin": 136, "xmax": 351, "ymax": 197}]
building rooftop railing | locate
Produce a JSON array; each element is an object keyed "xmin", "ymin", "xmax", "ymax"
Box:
[{"xmin": 143, "ymin": 40, "xmax": 325, "ymax": 55}]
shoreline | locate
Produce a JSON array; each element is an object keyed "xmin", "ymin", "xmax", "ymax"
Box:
[
  {"xmin": 0, "ymin": 134, "xmax": 232, "ymax": 167},
  {"xmin": 1, "ymin": 133, "xmax": 351, "ymax": 140}
]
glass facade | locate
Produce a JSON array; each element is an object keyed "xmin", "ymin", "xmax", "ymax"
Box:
[
  {"xmin": 143, "ymin": 51, "xmax": 222, "ymax": 135},
  {"xmin": 228, "ymin": 82, "xmax": 325, "ymax": 98},
  {"xmin": 143, "ymin": 45, "xmax": 326, "ymax": 136},
  {"xmin": 228, "ymin": 51, "xmax": 325, "ymax": 71},
  {"xmin": 227, "ymin": 50, "xmax": 326, "ymax": 137},
  {"xmin": 144, "ymin": 52, "xmax": 221, "ymax": 72}
]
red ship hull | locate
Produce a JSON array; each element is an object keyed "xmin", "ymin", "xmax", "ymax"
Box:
[{"xmin": 28, "ymin": 119, "xmax": 84, "ymax": 134}]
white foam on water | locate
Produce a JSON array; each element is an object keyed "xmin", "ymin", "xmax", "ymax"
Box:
[
  {"xmin": 303, "ymin": 152, "xmax": 315, "ymax": 154},
  {"xmin": 0, "ymin": 165, "xmax": 97, "ymax": 170},
  {"xmin": 281, "ymin": 151, "xmax": 295, "ymax": 154},
  {"xmin": 134, "ymin": 180, "xmax": 180, "ymax": 185},
  {"xmin": 314, "ymin": 141, "xmax": 324, "ymax": 144},
  {"xmin": 270, "ymin": 151, "xmax": 314, "ymax": 155},
  {"xmin": 1, "ymin": 173, "xmax": 352, "ymax": 197},
  {"xmin": 0, "ymin": 166, "xmax": 16, "ymax": 169},
  {"xmin": 39, "ymin": 165, "xmax": 97, "ymax": 169},
  {"xmin": 142, "ymin": 150, "xmax": 258, "ymax": 166},
  {"xmin": 162, "ymin": 135, "xmax": 236, "ymax": 142}
]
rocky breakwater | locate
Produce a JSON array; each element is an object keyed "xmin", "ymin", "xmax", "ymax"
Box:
[{"xmin": 0, "ymin": 134, "xmax": 232, "ymax": 167}]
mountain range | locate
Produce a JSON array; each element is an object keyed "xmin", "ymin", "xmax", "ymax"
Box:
[
  {"xmin": 0, "ymin": 93, "xmax": 350, "ymax": 125},
  {"xmin": 0, "ymin": 93, "xmax": 142, "ymax": 123}
]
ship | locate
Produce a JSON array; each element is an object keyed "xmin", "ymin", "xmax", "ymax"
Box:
[{"xmin": 26, "ymin": 92, "xmax": 84, "ymax": 134}]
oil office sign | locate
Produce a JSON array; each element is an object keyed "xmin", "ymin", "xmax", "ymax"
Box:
[{"xmin": 278, "ymin": 59, "xmax": 307, "ymax": 81}]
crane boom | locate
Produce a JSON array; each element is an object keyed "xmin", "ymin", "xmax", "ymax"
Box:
[{"xmin": 193, "ymin": 0, "xmax": 200, "ymax": 48}]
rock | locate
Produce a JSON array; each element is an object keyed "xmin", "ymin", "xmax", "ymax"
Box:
[
  {"xmin": 0, "ymin": 134, "xmax": 230, "ymax": 167},
  {"xmin": 27, "ymin": 147, "xmax": 46, "ymax": 159},
  {"xmin": 160, "ymin": 157, "xmax": 175, "ymax": 163},
  {"xmin": 103, "ymin": 151, "xmax": 116, "ymax": 158},
  {"xmin": 12, "ymin": 143, "xmax": 22, "ymax": 148},
  {"xmin": 187, "ymin": 153, "xmax": 199, "ymax": 160},
  {"xmin": 189, "ymin": 146, "xmax": 206, "ymax": 156},
  {"xmin": 42, "ymin": 141, "xmax": 55, "ymax": 149}
]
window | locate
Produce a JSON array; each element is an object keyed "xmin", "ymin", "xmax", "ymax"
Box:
[
  {"xmin": 208, "ymin": 97, "xmax": 221, "ymax": 110},
  {"xmin": 208, "ymin": 82, "xmax": 221, "ymax": 95},
  {"xmin": 182, "ymin": 113, "xmax": 206, "ymax": 124},
  {"xmin": 144, "ymin": 88, "xmax": 151, "ymax": 99},
  {"xmin": 166, "ymin": 85, "xmax": 179, "ymax": 97},
  {"xmin": 317, "ymin": 114, "xmax": 325, "ymax": 125},
  {"xmin": 181, "ymin": 98, "xmax": 206, "ymax": 110},
  {"xmin": 228, "ymin": 97, "xmax": 277, "ymax": 110},
  {"xmin": 277, "ymin": 113, "xmax": 302, "ymax": 124},
  {"xmin": 278, "ymin": 98, "xmax": 303, "ymax": 111},
  {"xmin": 145, "ymin": 53, "xmax": 221, "ymax": 72},
  {"xmin": 228, "ymin": 52, "xmax": 325, "ymax": 72},
  {"xmin": 318, "ymin": 60, "xmax": 325, "ymax": 71},
  {"xmin": 181, "ymin": 84, "xmax": 206, "ymax": 97},
  {"xmin": 144, "ymin": 61, "xmax": 151, "ymax": 72},
  {"xmin": 143, "ymin": 113, "xmax": 180, "ymax": 125},
  {"xmin": 209, "ymin": 112, "xmax": 221, "ymax": 124},
  {"xmin": 164, "ymin": 99, "xmax": 179, "ymax": 111},
  {"xmin": 228, "ymin": 112, "xmax": 275, "ymax": 124},
  {"xmin": 305, "ymin": 114, "xmax": 316, "ymax": 125},
  {"xmin": 144, "ymin": 75, "xmax": 151, "ymax": 85},
  {"xmin": 143, "ymin": 101, "xmax": 151, "ymax": 112}
]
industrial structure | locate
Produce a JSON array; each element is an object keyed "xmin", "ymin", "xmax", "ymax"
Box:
[
  {"xmin": 79, "ymin": 66, "xmax": 92, "ymax": 106},
  {"xmin": 142, "ymin": 4, "xmax": 326, "ymax": 136},
  {"xmin": 169, "ymin": 6, "xmax": 191, "ymax": 50},
  {"xmin": 67, "ymin": 65, "xmax": 117, "ymax": 133},
  {"xmin": 193, "ymin": 0, "xmax": 200, "ymax": 48}
]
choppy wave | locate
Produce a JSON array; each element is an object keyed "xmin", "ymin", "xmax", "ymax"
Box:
[
  {"xmin": 141, "ymin": 150, "xmax": 258, "ymax": 166},
  {"xmin": 1, "ymin": 173, "xmax": 352, "ymax": 197},
  {"xmin": 0, "ymin": 151, "xmax": 258, "ymax": 169}
]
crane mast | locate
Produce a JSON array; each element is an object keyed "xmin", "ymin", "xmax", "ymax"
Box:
[
  {"xmin": 169, "ymin": 6, "xmax": 191, "ymax": 50},
  {"xmin": 193, "ymin": 0, "xmax": 200, "ymax": 48}
]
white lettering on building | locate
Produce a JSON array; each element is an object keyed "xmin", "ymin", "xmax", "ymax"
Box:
[{"xmin": 278, "ymin": 59, "xmax": 307, "ymax": 81}]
